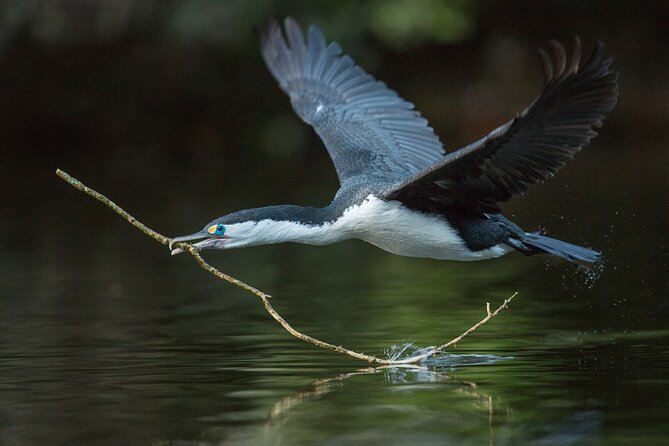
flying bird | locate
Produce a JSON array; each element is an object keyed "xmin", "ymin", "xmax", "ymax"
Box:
[{"xmin": 170, "ymin": 18, "xmax": 618, "ymax": 267}]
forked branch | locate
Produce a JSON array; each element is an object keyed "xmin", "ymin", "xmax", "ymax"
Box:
[{"xmin": 56, "ymin": 169, "xmax": 517, "ymax": 365}]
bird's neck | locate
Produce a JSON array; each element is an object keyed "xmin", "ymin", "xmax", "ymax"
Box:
[
  {"xmin": 224, "ymin": 202, "xmax": 352, "ymax": 249},
  {"xmin": 246, "ymin": 218, "xmax": 350, "ymax": 247}
]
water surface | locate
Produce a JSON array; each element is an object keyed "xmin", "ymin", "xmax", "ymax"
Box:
[{"xmin": 2, "ymin": 149, "xmax": 668, "ymax": 444}]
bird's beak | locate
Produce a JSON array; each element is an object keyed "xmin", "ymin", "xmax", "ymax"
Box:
[{"xmin": 169, "ymin": 230, "xmax": 230, "ymax": 255}]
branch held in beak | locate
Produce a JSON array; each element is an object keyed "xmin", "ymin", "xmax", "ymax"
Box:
[{"xmin": 169, "ymin": 230, "xmax": 230, "ymax": 255}]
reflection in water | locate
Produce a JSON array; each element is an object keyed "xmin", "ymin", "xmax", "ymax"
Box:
[
  {"xmin": 265, "ymin": 364, "xmax": 494, "ymax": 424},
  {"xmin": 153, "ymin": 364, "xmax": 501, "ymax": 446},
  {"xmin": 155, "ymin": 361, "xmax": 602, "ymax": 446},
  {"xmin": 269, "ymin": 359, "xmax": 505, "ymax": 415}
]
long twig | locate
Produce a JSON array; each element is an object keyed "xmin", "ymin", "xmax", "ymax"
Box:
[{"xmin": 56, "ymin": 169, "xmax": 517, "ymax": 365}]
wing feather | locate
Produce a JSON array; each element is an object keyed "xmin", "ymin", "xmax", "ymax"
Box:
[
  {"xmin": 385, "ymin": 37, "xmax": 618, "ymax": 213},
  {"xmin": 259, "ymin": 17, "xmax": 445, "ymax": 183}
]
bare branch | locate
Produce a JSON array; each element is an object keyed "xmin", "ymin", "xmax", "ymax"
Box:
[{"xmin": 56, "ymin": 168, "xmax": 518, "ymax": 365}]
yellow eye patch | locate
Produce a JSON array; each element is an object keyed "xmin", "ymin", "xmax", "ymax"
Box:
[{"xmin": 207, "ymin": 225, "xmax": 217, "ymax": 234}]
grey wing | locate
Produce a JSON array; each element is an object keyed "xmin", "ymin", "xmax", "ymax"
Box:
[
  {"xmin": 259, "ymin": 17, "xmax": 445, "ymax": 184},
  {"xmin": 386, "ymin": 37, "xmax": 618, "ymax": 214}
]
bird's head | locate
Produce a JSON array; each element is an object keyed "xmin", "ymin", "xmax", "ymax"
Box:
[
  {"xmin": 169, "ymin": 210, "xmax": 264, "ymax": 255},
  {"xmin": 169, "ymin": 205, "xmax": 320, "ymax": 254},
  {"xmin": 169, "ymin": 221, "xmax": 228, "ymax": 254}
]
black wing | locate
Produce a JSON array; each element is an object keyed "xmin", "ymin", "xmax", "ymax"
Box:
[
  {"xmin": 259, "ymin": 17, "xmax": 445, "ymax": 184},
  {"xmin": 385, "ymin": 37, "xmax": 618, "ymax": 213}
]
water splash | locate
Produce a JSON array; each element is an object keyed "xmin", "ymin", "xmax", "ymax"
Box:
[
  {"xmin": 385, "ymin": 342, "xmax": 511, "ymax": 367},
  {"xmin": 568, "ymin": 255, "xmax": 606, "ymax": 289},
  {"xmin": 582, "ymin": 258, "xmax": 606, "ymax": 288},
  {"xmin": 385, "ymin": 342, "xmax": 436, "ymax": 362}
]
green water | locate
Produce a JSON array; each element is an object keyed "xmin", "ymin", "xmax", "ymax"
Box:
[{"xmin": 2, "ymin": 139, "xmax": 668, "ymax": 444}]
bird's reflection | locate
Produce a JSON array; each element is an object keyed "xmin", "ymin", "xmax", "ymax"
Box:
[
  {"xmin": 267, "ymin": 363, "xmax": 493, "ymax": 423},
  {"xmin": 155, "ymin": 357, "xmax": 602, "ymax": 446}
]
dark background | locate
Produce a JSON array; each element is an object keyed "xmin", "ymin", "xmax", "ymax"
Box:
[{"xmin": 2, "ymin": 1, "xmax": 667, "ymax": 213}]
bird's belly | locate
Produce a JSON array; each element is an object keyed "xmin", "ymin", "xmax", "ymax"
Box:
[
  {"xmin": 340, "ymin": 196, "xmax": 510, "ymax": 261},
  {"xmin": 360, "ymin": 221, "xmax": 509, "ymax": 261}
]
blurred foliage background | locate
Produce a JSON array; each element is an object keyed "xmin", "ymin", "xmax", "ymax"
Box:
[{"xmin": 2, "ymin": 0, "xmax": 667, "ymax": 190}]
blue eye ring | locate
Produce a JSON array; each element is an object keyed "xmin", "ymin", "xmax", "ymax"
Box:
[{"xmin": 215, "ymin": 224, "xmax": 226, "ymax": 236}]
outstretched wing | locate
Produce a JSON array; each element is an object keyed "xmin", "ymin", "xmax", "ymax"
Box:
[
  {"xmin": 259, "ymin": 17, "xmax": 445, "ymax": 184},
  {"xmin": 385, "ymin": 37, "xmax": 619, "ymax": 214}
]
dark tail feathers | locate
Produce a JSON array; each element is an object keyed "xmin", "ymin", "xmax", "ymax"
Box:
[{"xmin": 519, "ymin": 233, "xmax": 601, "ymax": 267}]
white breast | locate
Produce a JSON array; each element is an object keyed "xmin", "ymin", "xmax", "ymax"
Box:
[
  {"xmin": 332, "ymin": 195, "xmax": 510, "ymax": 261},
  {"xmin": 246, "ymin": 195, "xmax": 510, "ymax": 261}
]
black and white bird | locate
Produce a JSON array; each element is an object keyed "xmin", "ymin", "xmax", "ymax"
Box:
[{"xmin": 170, "ymin": 18, "xmax": 618, "ymax": 267}]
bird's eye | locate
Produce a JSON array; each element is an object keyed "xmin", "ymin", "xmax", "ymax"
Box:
[{"xmin": 216, "ymin": 224, "xmax": 226, "ymax": 235}]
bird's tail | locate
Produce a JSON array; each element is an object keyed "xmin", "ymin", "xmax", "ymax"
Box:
[{"xmin": 519, "ymin": 233, "xmax": 601, "ymax": 267}]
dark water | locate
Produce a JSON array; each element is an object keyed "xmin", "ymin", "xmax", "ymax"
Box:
[
  {"xmin": 3, "ymin": 137, "xmax": 669, "ymax": 445},
  {"xmin": 2, "ymin": 2, "xmax": 669, "ymax": 444}
]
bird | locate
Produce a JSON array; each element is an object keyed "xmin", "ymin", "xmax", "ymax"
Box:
[{"xmin": 170, "ymin": 17, "xmax": 618, "ymax": 268}]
